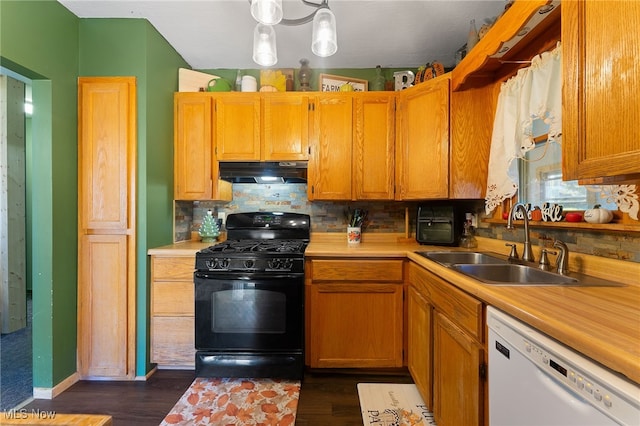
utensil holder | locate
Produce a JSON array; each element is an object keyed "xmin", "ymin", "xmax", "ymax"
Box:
[{"xmin": 347, "ymin": 227, "xmax": 361, "ymax": 245}]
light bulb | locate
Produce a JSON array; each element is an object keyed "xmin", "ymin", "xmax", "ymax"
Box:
[
  {"xmin": 312, "ymin": 8, "xmax": 337, "ymax": 57},
  {"xmin": 253, "ymin": 23, "xmax": 278, "ymax": 67},
  {"xmin": 250, "ymin": 0, "xmax": 283, "ymax": 25}
]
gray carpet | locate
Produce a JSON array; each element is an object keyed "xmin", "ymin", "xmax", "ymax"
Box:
[{"xmin": 0, "ymin": 294, "xmax": 32, "ymax": 410}]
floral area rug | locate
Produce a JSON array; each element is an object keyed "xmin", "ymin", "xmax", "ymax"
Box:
[
  {"xmin": 358, "ymin": 383, "xmax": 437, "ymax": 426},
  {"xmin": 161, "ymin": 377, "xmax": 300, "ymax": 426}
]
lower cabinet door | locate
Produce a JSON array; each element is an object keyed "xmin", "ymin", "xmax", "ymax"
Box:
[
  {"xmin": 407, "ymin": 285, "xmax": 433, "ymax": 408},
  {"xmin": 308, "ymin": 282, "xmax": 403, "ymax": 368},
  {"xmin": 433, "ymin": 311, "xmax": 484, "ymax": 426},
  {"xmin": 78, "ymin": 234, "xmax": 131, "ymax": 378},
  {"xmin": 151, "ymin": 317, "xmax": 195, "ymax": 367}
]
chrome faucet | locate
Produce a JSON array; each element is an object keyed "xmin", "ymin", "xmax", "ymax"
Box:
[
  {"xmin": 506, "ymin": 203, "xmax": 535, "ymax": 262},
  {"xmin": 553, "ymin": 240, "xmax": 570, "ymax": 274}
]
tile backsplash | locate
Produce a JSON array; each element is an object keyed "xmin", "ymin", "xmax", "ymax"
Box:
[
  {"xmin": 175, "ymin": 183, "xmax": 417, "ymax": 241},
  {"xmin": 476, "ymin": 223, "xmax": 640, "ymax": 262},
  {"xmin": 174, "ymin": 183, "xmax": 640, "ymax": 263}
]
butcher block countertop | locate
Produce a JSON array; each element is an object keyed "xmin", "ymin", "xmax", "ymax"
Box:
[{"xmin": 148, "ymin": 233, "xmax": 640, "ymax": 385}]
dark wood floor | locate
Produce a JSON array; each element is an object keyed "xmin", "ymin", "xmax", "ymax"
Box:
[{"xmin": 22, "ymin": 368, "xmax": 413, "ymax": 425}]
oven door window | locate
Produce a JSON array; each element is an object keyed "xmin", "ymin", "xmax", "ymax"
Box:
[
  {"xmin": 195, "ymin": 275, "xmax": 303, "ymax": 351},
  {"xmin": 212, "ymin": 285, "xmax": 286, "ymax": 334}
]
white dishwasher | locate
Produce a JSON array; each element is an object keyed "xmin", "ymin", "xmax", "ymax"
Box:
[{"xmin": 487, "ymin": 307, "xmax": 640, "ymax": 426}]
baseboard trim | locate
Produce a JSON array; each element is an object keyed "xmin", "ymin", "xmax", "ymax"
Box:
[
  {"xmin": 135, "ymin": 366, "xmax": 157, "ymax": 381},
  {"xmin": 33, "ymin": 371, "xmax": 79, "ymax": 399}
]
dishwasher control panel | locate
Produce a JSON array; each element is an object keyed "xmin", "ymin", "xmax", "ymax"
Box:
[{"xmin": 488, "ymin": 307, "xmax": 640, "ymax": 425}]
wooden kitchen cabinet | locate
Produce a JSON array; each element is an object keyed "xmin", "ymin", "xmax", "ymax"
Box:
[
  {"xmin": 306, "ymin": 258, "xmax": 404, "ymax": 368},
  {"xmin": 407, "ymin": 284, "xmax": 433, "ymax": 408},
  {"xmin": 307, "ymin": 94, "xmax": 353, "ymax": 200},
  {"xmin": 214, "ymin": 93, "xmax": 261, "ymax": 160},
  {"xmin": 396, "ymin": 75, "xmax": 450, "ymax": 200},
  {"xmin": 433, "ymin": 311, "xmax": 484, "ymax": 426},
  {"xmin": 150, "ymin": 255, "xmax": 196, "ymax": 367},
  {"xmin": 215, "ymin": 92, "xmax": 311, "ymax": 162},
  {"xmin": 562, "ymin": 0, "xmax": 640, "ymax": 182},
  {"xmin": 77, "ymin": 77, "xmax": 136, "ymax": 379},
  {"xmin": 174, "ymin": 93, "xmax": 232, "ymax": 201},
  {"xmin": 408, "ymin": 262, "xmax": 486, "ymax": 425},
  {"xmin": 353, "ymin": 93, "xmax": 396, "ymax": 200},
  {"xmin": 309, "ymin": 92, "xmax": 396, "ymax": 201},
  {"xmin": 449, "ymin": 84, "xmax": 496, "ymax": 199},
  {"xmin": 262, "ymin": 93, "xmax": 310, "ymax": 161}
]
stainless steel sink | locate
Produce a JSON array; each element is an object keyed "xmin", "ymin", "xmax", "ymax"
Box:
[
  {"xmin": 451, "ymin": 263, "xmax": 625, "ymax": 286},
  {"xmin": 452, "ymin": 264, "xmax": 578, "ymax": 285},
  {"xmin": 415, "ymin": 250, "xmax": 624, "ymax": 286},
  {"xmin": 416, "ymin": 251, "xmax": 509, "ymax": 266}
]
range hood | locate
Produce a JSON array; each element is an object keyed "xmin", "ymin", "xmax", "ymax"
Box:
[{"xmin": 219, "ymin": 161, "xmax": 308, "ymax": 184}]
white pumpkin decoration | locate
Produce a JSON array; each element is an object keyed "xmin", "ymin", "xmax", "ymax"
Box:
[{"xmin": 583, "ymin": 204, "xmax": 614, "ymax": 224}]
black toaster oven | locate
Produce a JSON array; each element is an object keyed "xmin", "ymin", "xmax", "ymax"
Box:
[{"xmin": 416, "ymin": 204, "xmax": 463, "ymax": 246}]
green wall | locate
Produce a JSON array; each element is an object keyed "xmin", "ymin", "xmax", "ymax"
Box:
[
  {"xmin": 78, "ymin": 17, "xmax": 187, "ymax": 377},
  {"xmin": 1, "ymin": 1, "xmax": 186, "ymax": 387},
  {"xmin": 140, "ymin": 21, "xmax": 189, "ymax": 375},
  {"xmin": 0, "ymin": 0, "xmax": 80, "ymax": 388}
]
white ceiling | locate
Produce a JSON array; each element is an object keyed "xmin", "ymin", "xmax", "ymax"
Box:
[{"xmin": 58, "ymin": 0, "xmax": 507, "ymax": 70}]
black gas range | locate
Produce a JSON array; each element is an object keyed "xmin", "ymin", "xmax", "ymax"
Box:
[
  {"xmin": 194, "ymin": 212, "xmax": 310, "ymax": 379},
  {"xmin": 195, "ymin": 239, "xmax": 307, "ymax": 273}
]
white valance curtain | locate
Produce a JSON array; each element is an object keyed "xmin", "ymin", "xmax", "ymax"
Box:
[{"xmin": 484, "ymin": 43, "xmax": 562, "ymax": 215}]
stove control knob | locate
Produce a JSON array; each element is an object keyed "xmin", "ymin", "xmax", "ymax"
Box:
[
  {"xmin": 244, "ymin": 259, "xmax": 255, "ymax": 269},
  {"xmin": 268, "ymin": 259, "xmax": 281, "ymax": 270},
  {"xmin": 282, "ymin": 258, "xmax": 293, "ymax": 270},
  {"xmin": 219, "ymin": 258, "xmax": 230, "ymax": 269}
]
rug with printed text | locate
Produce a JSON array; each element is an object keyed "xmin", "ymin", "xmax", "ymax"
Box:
[{"xmin": 358, "ymin": 383, "xmax": 437, "ymax": 426}]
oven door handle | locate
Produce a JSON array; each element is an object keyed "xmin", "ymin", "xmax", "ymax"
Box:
[{"xmin": 194, "ymin": 271, "xmax": 303, "ymax": 280}]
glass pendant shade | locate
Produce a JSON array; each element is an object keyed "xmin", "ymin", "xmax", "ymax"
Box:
[
  {"xmin": 253, "ymin": 23, "xmax": 278, "ymax": 66},
  {"xmin": 311, "ymin": 8, "xmax": 337, "ymax": 57},
  {"xmin": 251, "ymin": 0, "xmax": 283, "ymax": 25}
]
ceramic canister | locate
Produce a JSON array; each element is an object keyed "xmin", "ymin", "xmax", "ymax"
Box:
[{"xmin": 241, "ymin": 75, "xmax": 257, "ymax": 92}]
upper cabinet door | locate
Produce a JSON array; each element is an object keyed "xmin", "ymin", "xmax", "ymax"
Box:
[
  {"xmin": 262, "ymin": 93, "xmax": 309, "ymax": 161},
  {"xmin": 78, "ymin": 77, "xmax": 136, "ymax": 231},
  {"xmin": 450, "ymin": 84, "xmax": 495, "ymax": 199},
  {"xmin": 174, "ymin": 93, "xmax": 214, "ymax": 200},
  {"xmin": 308, "ymin": 94, "xmax": 353, "ymax": 200},
  {"xmin": 396, "ymin": 76, "xmax": 450, "ymax": 200},
  {"xmin": 353, "ymin": 93, "xmax": 395, "ymax": 200},
  {"xmin": 214, "ymin": 93, "xmax": 261, "ymax": 161},
  {"xmin": 563, "ymin": 0, "xmax": 640, "ymax": 181}
]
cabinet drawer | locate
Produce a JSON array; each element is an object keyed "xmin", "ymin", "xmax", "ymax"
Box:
[
  {"xmin": 151, "ymin": 256, "xmax": 194, "ymax": 281},
  {"xmin": 152, "ymin": 281, "xmax": 194, "ymax": 315},
  {"xmin": 311, "ymin": 259, "xmax": 404, "ymax": 282},
  {"xmin": 409, "ymin": 263, "xmax": 483, "ymax": 341},
  {"xmin": 151, "ymin": 316, "xmax": 195, "ymax": 366}
]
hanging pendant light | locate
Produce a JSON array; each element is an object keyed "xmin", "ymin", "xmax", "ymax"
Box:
[
  {"xmin": 311, "ymin": 7, "xmax": 337, "ymax": 57},
  {"xmin": 253, "ymin": 23, "xmax": 278, "ymax": 67},
  {"xmin": 248, "ymin": 0, "xmax": 337, "ymax": 66},
  {"xmin": 250, "ymin": 0, "xmax": 283, "ymax": 26}
]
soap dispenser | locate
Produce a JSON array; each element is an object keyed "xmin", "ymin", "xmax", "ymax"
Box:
[{"xmin": 459, "ymin": 213, "xmax": 478, "ymax": 248}]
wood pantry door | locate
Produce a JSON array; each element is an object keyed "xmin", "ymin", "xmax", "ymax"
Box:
[{"xmin": 77, "ymin": 77, "xmax": 136, "ymax": 379}]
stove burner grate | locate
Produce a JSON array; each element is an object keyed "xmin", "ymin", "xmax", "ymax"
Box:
[{"xmin": 203, "ymin": 239, "xmax": 307, "ymax": 254}]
